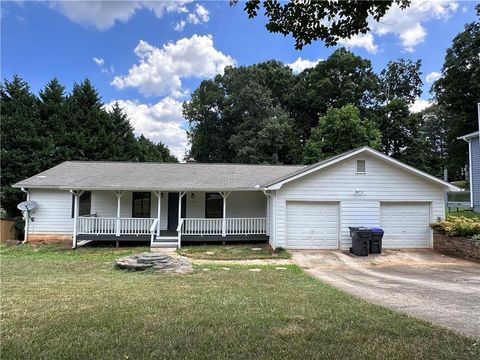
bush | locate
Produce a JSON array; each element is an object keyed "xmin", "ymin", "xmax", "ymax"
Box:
[
  {"xmin": 472, "ymin": 234, "xmax": 480, "ymax": 241},
  {"xmin": 431, "ymin": 216, "xmax": 480, "ymax": 237}
]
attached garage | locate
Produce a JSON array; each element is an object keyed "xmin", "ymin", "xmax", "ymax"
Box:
[
  {"xmin": 286, "ymin": 201, "xmax": 339, "ymax": 249},
  {"xmin": 266, "ymin": 147, "xmax": 459, "ymax": 250},
  {"xmin": 380, "ymin": 202, "xmax": 431, "ymax": 248}
]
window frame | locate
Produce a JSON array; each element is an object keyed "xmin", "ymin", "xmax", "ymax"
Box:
[
  {"xmin": 205, "ymin": 192, "xmax": 223, "ymax": 219},
  {"xmin": 132, "ymin": 192, "xmax": 151, "ymax": 218},
  {"xmin": 71, "ymin": 191, "xmax": 92, "ymax": 218},
  {"xmin": 356, "ymin": 159, "xmax": 366, "ymax": 174}
]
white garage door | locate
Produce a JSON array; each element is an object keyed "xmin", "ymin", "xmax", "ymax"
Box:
[
  {"xmin": 380, "ymin": 202, "xmax": 431, "ymax": 248},
  {"xmin": 286, "ymin": 202, "xmax": 339, "ymax": 249}
]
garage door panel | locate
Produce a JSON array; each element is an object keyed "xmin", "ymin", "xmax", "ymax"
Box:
[
  {"xmin": 380, "ymin": 202, "xmax": 430, "ymax": 248},
  {"xmin": 286, "ymin": 202, "xmax": 339, "ymax": 249}
]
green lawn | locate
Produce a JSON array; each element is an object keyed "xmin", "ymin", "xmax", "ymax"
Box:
[
  {"xmin": 447, "ymin": 209, "xmax": 480, "ymax": 220},
  {"xmin": 1, "ymin": 244, "xmax": 478, "ymax": 360},
  {"xmin": 177, "ymin": 244, "xmax": 291, "ymax": 260}
]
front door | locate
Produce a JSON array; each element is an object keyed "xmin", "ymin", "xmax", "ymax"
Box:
[{"xmin": 168, "ymin": 193, "xmax": 186, "ymax": 230}]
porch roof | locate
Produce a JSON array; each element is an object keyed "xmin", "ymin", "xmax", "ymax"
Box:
[{"xmin": 13, "ymin": 161, "xmax": 305, "ymax": 191}]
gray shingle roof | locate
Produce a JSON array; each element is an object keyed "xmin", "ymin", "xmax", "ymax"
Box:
[{"xmin": 13, "ymin": 161, "xmax": 305, "ymax": 191}]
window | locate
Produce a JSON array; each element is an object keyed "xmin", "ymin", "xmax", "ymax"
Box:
[
  {"xmin": 132, "ymin": 192, "xmax": 151, "ymax": 218},
  {"xmin": 71, "ymin": 191, "xmax": 91, "ymax": 218},
  {"xmin": 205, "ymin": 193, "xmax": 223, "ymax": 218},
  {"xmin": 356, "ymin": 160, "xmax": 366, "ymax": 173}
]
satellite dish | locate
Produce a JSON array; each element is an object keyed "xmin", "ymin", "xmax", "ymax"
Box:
[
  {"xmin": 17, "ymin": 201, "xmax": 37, "ymax": 222},
  {"xmin": 17, "ymin": 201, "xmax": 37, "ymax": 212}
]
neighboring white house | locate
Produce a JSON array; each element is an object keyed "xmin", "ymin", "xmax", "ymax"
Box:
[
  {"xmin": 13, "ymin": 147, "xmax": 460, "ymax": 250},
  {"xmin": 459, "ymin": 130, "xmax": 480, "ymax": 212}
]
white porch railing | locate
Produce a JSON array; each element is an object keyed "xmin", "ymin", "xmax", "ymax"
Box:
[
  {"xmin": 77, "ymin": 216, "xmax": 156, "ymax": 235},
  {"xmin": 226, "ymin": 218, "xmax": 267, "ymax": 235},
  {"xmin": 181, "ymin": 218, "xmax": 267, "ymax": 236}
]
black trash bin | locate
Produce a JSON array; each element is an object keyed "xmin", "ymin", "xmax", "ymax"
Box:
[
  {"xmin": 370, "ymin": 227, "xmax": 384, "ymax": 254},
  {"xmin": 349, "ymin": 227, "xmax": 371, "ymax": 256}
]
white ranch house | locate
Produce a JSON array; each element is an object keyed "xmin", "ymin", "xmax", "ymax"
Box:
[{"xmin": 14, "ymin": 147, "xmax": 460, "ymax": 250}]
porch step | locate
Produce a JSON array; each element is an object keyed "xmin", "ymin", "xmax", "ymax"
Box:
[
  {"xmin": 155, "ymin": 236, "xmax": 178, "ymax": 241},
  {"xmin": 151, "ymin": 242, "xmax": 178, "ymax": 249}
]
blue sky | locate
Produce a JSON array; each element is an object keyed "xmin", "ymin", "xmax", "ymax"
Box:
[{"xmin": 1, "ymin": 1, "xmax": 477, "ymax": 158}]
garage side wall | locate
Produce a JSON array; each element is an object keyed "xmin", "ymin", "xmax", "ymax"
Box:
[{"xmin": 273, "ymin": 154, "xmax": 445, "ymax": 249}]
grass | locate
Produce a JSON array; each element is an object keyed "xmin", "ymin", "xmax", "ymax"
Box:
[
  {"xmin": 177, "ymin": 244, "xmax": 291, "ymax": 260},
  {"xmin": 1, "ymin": 244, "xmax": 479, "ymax": 360},
  {"xmin": 447, "ymin": 209, "xmax": 480, "ymax": 220}
]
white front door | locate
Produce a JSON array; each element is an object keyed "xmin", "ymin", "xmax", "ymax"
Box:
[
  {"xmin": 380, "ymin": 202, "xmax": 431, "ymax": 248},
  {"xmin": 286, "ymin": 201, "xmax": 339, "ymax": 249}
]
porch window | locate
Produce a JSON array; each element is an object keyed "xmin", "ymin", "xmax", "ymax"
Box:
[
  {"xmin": 132, "ymin": 192, "xmax": 151, "ymax": 218},
  {"xmin": 71, "ymin": 191, "xmax": 91, "ymax": 218},
  {"xmin": 205, "ymin": 193, "xmax": 223, "ymax": 218}
]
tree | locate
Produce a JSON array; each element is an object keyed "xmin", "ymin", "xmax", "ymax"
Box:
[
  {"xmin": 0, "ymin": 76, "xmax": 46, "ymax": 216},
  {"xmin": 289, "ymin": 48, "xmax": 378, "ymax": 143},
  {"xmin": 378, "ymin": 59, "xmax": 422, "ymax": 104},
  {"xmin": 304, "ymin": 104, "xmax": 381, "ymax": 164},
  {"xmin": 184, "ymin": 63, "xmax": 299, "ymax": 164},
  {"xmin": 432, "ymin": 5, "xmax": 480, "ymax": 177},
  {"xmin": 136, "ymin": 135, "xmax": 177, "ymax": 162},
  {"xmin": 420, "ymin": 105, "xmax": 449, "ymax": 177},
  {"xmin": 107, "ymin": 102, "xmax": 141, "ymax": 161},
  {"xmin": 236, "ymin": 0, "xmax": 411, "ymax": 49}
]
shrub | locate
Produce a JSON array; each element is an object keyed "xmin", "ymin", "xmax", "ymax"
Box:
[
  {"xmin": 472, "ymin": 234, "xmax": 480, "ymax": 241},
  {"xmin": 431, "ymin": 216, "xmax": 480, "ymax": 237}
]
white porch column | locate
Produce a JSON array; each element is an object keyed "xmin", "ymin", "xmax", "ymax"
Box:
[
  {"xmin": 70, "ymin": 190, "xmax": 84, "ymax": 249},
  {"xmin": 153, "ymin": 191, "xmax": 162, "ymax": 236},
  {"xmin": 114, "ymin": 191, "xmax": 125, "ymax": 236},
  {"xmin": 178, "ymin": 191, "xmax": 186, "ymax": 248},
  {"xmin": 220, "ymin": 192, "xmax": 231, "ymax": 237}
]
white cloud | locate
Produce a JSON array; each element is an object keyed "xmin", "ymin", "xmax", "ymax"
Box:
[
  {"xmin": 174, "ymin": 20, "xmax": 186, "ymax": 32},
  {"xmin": 371, "ymin": 0, "xmax": 459, "ymax": 52},
  {"xmin": 48, "ymin": 1, "xmax": 192, "ymax": 30},
  {"xmin": 112, "ymin": 35, "xmax": 235, "ymax": 97},
  {"xmin": 287, "ymin": 57, "xmax": 322, "ymax": 73},
  {"xmin": 105, "ymin": 98, "xmax": 188, "ymax": 160},
  {"xmin": 426, "ymin": 71, "xmax": 442, "ymax": 83},
  {"xmin": 337, "ymin": 33, "xmax": 378, "ymax": 54},
  {"xmin": 175, "ymin": 3, "xmax": 210, "ymax": 32},
  {"xmin": 410, "ymin": 98, "xmax": 433, "ymax": 113},
  {"xmin": 93, "ymin": 57, "xmax": 114, "ymax": 74}
]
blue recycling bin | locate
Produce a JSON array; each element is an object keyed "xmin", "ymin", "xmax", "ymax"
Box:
[{"xmin": 370, "ymin": 227, "xmax": 384, "ymax": 254}]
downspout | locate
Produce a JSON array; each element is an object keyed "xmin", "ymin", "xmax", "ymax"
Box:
[{"xmin": 20, "ymin": 188, "xmax": 29, "ymax": 243}]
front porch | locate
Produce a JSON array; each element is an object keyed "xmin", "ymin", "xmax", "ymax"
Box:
[{"xmin": 72, "ymin": 190, "xmax": 269, "ymax": 248}]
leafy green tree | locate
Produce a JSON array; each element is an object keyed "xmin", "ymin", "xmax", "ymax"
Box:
[
  {"xmin": 289, "ymin": 48, "xmax": 378, "ymax": 143},
  {"xmin": 304, "ymin": 104, "xmax": 381, "ymax": 164},
  {"xmin": 378, "ymin": 59, "xmax": 422, "ymax": 104},
  {"xmin": 135, "ymin": 135, "xmax": 177, "ymax": 162},
  {"xmin": 184, "ymin": 63, "xmax": 299, "ymax": 164},
  {"xmin": 432, "ymin": 5, "xmax": 480, "ymax": 176},
  {"xmin": 237, "ymin": 0, "xmax": 411, "ymax": 49},
  {"xmin": 420, "ymin": 105, "xmax": 449, "ymax": 177},
  {"xmin": 0, "ymin": 76, "xmax": 46, "ymax": 216}
]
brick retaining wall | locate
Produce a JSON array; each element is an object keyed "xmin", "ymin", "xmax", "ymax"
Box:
[{"xmin": 433, "ymin": 232, "xmax": 480, "ymax": 263}]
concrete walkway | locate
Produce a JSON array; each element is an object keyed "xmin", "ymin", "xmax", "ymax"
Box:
[{"xmin": 291, "ymin": 249, "xmax": 480, "ymax": 338}]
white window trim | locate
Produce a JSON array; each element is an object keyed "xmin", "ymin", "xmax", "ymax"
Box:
[{"xmin": 356, "ymin": 159, "xmax": 366, "ymax": 174}]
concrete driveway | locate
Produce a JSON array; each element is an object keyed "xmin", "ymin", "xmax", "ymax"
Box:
[{"xmin": 291, "ymin": 249, "xmax": 480, "ymax": 338}]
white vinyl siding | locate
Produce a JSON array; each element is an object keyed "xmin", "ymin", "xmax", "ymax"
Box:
[
  {"xmin": 28, "ymin": 189, "xmax": 73, "ymax": 234},
  {"xmin": 272, "ymin": 153, "xmax": 445, "ymax": 249},
  {"xmin": 28, "ymin": 190, "xmax": 267, "ymax": 235},
  {"xmin": 380, "ymin": 202, "xmax": 431, "ymax": 248},
  {"xmin": 286, "ymin": 201, "xmax": 339, "ymax": 249}
]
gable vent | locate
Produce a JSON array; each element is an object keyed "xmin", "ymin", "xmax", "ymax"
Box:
[{"xmin": 356, "ymin": 160, "xmax": 366, "ymax": 173}]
